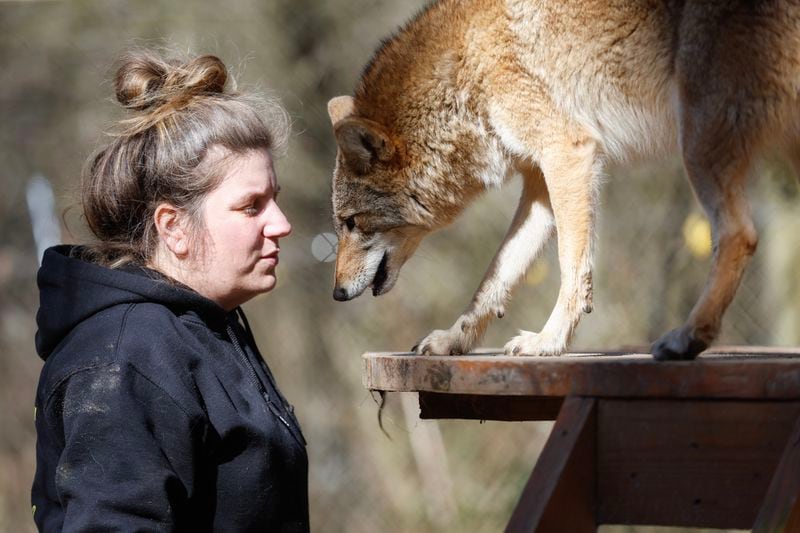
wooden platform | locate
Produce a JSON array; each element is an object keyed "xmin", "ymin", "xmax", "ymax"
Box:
[{"xmin": 363, "ymin": 347, "xmax": 800, "ymax": 532}]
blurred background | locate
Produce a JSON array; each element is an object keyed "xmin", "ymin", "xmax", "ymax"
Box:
[{"xmin": 2, "ymin": 1, "xmax": 798, "ymax": 532}]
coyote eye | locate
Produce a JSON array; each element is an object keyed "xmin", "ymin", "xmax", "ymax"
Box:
[{"xmin": 345, "ymin": 216, "xmax": 356, "ymax": 231}]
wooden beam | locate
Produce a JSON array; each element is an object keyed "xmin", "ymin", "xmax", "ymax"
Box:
[
  {"xmin": 505, "ymin": 396, "xmax": 596, "ymax": 533},
  {"xmin": 419, "ymin": 393, "xmax": 563, "ymax": 421},
  {"xmin": 753, "ymin": 411, "xmax": 800, "ymax": 532},
  {"xmin": 363, "ymin": 348, "xmax": 800, "ymax": 400}
]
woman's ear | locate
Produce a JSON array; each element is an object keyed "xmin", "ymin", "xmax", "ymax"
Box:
[{"xmin": 153, "ymin": 203, "xmax": 190, "ymax": 257}]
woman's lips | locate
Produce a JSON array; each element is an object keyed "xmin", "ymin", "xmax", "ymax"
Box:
[{"xmin": 260, "ymin": 253, "xmax": 279, "ymax": 266}]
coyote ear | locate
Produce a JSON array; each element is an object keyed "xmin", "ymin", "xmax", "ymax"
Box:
[
  {"xmin": 334, "ymin": 117, "xmax": 396, "ymax": 174},
  {"xmin": 328, "ymin": 95, "xmax": 355, "ymax": 125}
]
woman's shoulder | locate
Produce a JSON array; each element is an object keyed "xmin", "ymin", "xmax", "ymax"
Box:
[{"xmin": 37, "ymin": 301, "xmax": 214, "ymax": 412}]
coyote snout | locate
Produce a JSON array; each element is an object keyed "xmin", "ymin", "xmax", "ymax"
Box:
[
  {"xmin": 328, "ymin": 0, "xmax": 800, "ymax": 360},
  {"xmin": 332, "ymin": 225, "xmax": 424, "ymax": 301}
]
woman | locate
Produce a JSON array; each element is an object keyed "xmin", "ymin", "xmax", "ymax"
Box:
[{"xmin": 32, "ymin": 50, "xmax": 308, "ymax": 532}]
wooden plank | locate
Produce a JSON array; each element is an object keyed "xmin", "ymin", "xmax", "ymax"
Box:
[
  {"xmin": 597, "ymin": 400, "xmax": 800, "ymax": 529},
  {"xmin": 506, "ymin": 396, "xmax": 596, "ymax": 533},
  {"xmin": 786, "ymin": 502, "xmax": 800, "ymax": 532},
  {"xmin": 362, "ymin": 347, "xmax": 800, "ymax": 399},
  {"xmin": 419, "ymin": 392, "xmax": 563, "ymax": 421},
  {"xmin": 753, "ymin": 411, "xmax": 800, "ymax": 532}
]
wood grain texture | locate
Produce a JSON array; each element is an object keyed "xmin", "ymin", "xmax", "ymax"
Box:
[
  {"xmin": 596, "ymin": 400, "xmax": 800, "ymax": 529},
  {"xmin": 363, "ymin": 347, "xmax": 800, "ymax": 399}
]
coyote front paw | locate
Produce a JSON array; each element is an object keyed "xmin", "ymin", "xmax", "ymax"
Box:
[
  {"xmin": 415, "ymin": 327, "xmax": 471, "ymax": 356},
  {"xmin": 504, "ymin": 331, "xmax": 566, "ymax": 357}
]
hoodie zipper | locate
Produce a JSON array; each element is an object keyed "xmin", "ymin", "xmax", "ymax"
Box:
[
  {"xmin": 225, "ymin": 321, "xmax": 294, "ymax": 433},
  {"xmin": 235, "ymin": 309, "xmax": 298, "ymax": 418}
]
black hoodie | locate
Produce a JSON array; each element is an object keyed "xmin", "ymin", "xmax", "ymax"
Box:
[{"xmin": 32, "ymin": 245, "xmax": 309, "ymax": 532}]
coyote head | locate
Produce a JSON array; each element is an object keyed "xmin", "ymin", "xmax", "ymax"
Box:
[
  {"xmin": 327, "ymin": 96, "xmax": 430, "ymax": 301},
  {"xmin": 328, "ymin": 90, "xmax": 500, "ymax": 300},
  {"xmin": 328, "ymin": 86, "xmax": 504, "ymax": 300}
]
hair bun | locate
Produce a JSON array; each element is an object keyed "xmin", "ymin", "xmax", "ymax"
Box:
[
  {"xmin": 173, "ymin": 55, "xmax": 228, "ymax": 95},
  {"xmin": 114, "ymin": 51, "xmax": 169, "ymax": 109},
  {"xmin": 114, "ymin": 51, "xmax": 228, "ymax": 111}
]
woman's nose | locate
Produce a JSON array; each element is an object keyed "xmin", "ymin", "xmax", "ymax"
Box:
[{"xmin": 264, "ymin": 203, "xmax": 292, "ymax": 238}]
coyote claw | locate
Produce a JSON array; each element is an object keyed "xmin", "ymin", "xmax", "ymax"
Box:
[
  {"xmin": 504, "ymin": 331, "xmax": 566, "ymax": 357},
  {"xmin": 415, "ymin": 327, "xmax": 471, "ymax": 356}
]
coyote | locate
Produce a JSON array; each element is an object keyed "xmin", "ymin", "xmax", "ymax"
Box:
[{"xmin": 327, "ymin": 0, "xmax": 800, "ymax": 360}]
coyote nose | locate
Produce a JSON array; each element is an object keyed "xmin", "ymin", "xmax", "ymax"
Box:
[{"xmin": 333, "ymin": 287, "xmax": 349, "ymax": 301}]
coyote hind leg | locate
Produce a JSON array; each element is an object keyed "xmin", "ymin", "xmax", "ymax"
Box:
[{"xmin": 651, "ymin": 106, "xmax": 758, "ymax": 361}]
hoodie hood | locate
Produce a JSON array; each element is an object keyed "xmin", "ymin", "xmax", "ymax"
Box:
[{"xmin": 35, "ymin": 245, "xmax": 228, "ymax": 360}]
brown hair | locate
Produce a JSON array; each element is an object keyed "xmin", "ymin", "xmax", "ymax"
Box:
[{"xmin": 80, "ymin": 49, "xmax": 290, "ymax": 267}]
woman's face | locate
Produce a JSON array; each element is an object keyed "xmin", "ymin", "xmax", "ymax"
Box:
[{"xmin": 193, "ymin": 148, "xmax": 292, "ymax": 310}]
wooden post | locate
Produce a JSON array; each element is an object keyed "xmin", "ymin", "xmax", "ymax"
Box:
[{"xmin": 505, "ymin": 396, "xmax": 597, "ymax": 533}]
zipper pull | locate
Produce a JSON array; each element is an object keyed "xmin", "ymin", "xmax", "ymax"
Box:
[{"xmin": 266, "ymin": 401, "xmax": 292, "ymax": 430}]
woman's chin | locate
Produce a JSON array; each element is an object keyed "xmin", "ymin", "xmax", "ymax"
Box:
[{"xmin": 255, "ymin": 273, "xmax": 278, "ymax": 294}]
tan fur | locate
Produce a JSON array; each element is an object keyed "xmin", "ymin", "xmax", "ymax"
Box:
[{"xmin": 328, "ymin": 0, "xmax": 800, "ymax": 360}]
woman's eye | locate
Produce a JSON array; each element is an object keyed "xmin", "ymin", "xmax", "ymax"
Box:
[{"xmin": 345, "ymin": 216, "xmax": 356, "ymax": 231}]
